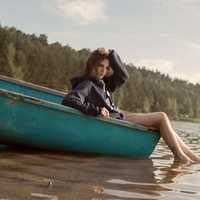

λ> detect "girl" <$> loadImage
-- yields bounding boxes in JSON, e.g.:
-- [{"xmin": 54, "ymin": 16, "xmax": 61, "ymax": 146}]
[{"xmin": 62, "ymin": 48, "xmax": 200, "ymax": 164}]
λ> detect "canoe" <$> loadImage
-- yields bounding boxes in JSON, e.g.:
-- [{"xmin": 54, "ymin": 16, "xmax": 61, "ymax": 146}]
[
  {"xmin": 0, "ymin": 75, "xmax": 64, "ymax": 103},
  {"xmin": 0, "ymin": 88, "xmax": 160, "ymax": 158},
  {"xmin": 0, "ymin": 75, "xmax": 160, "ymax": 158}
]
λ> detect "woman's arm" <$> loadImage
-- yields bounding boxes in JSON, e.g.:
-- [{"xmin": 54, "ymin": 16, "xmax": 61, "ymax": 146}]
[
  {"xmin": 61, "ymin": 81, "xmax": 100, "ymax": 116},
  {"xmin": 103, "ymin": 50, "xmax": 129, "ymax": 93}
]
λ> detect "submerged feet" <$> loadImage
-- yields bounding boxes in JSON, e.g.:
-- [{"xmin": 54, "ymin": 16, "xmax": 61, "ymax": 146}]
[
  {"xmin": 175, "ymin": 155, "xmax": 194, "ymax": 165},
  {"xmin": 169, "ymin": 142, "xmax": 200, "ymax": 165},
  {"xmin": 173, "ymin": 148, "xmax": 194, "ymax": 165},
  {"xmin": 174, "ymin": 150, "xmax": 200, "ymax": 164},
  {"xmin": 191, "ymin": 155, "xmax": 200, "ymax": 163},
  {"xmin": 186, "ymin": 150, "xmax": 200, "ymax": 162}
]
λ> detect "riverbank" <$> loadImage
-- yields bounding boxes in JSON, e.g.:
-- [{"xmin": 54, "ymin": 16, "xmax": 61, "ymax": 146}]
[{"xmin": 175, "ymin": 118, "xmax": 200, "ymax": 124}]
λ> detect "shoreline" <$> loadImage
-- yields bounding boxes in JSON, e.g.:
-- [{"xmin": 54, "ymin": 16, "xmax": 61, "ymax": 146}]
[{"xmin": 173, "ymin": 118, "xmax": 200, "ymax": 124}]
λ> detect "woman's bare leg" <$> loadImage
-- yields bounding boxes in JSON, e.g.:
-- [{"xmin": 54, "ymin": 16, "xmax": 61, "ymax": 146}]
[
  {"xmin": 125, "ymin": 112, "xmax": 195, "ymax": 164},
  {"xmin": 157, "ymin": 113, "xmax": 200, "ymax": 162},
  {"xmin": 175, "ymin": 134, "xmax": 200, "ymax": 162}
]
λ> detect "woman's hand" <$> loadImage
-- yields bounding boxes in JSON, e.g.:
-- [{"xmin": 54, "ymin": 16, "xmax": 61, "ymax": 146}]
[
  {"xmin": 97, "ymin": 48, "xmax": 109, "ymax": 55},
  {"xmin": 100, "ymin": 107, "xmax": 110, "ymax": 117}
]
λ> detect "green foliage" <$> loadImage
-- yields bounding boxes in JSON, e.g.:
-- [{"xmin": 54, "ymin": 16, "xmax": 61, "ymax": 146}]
[
  {"xmin": 0, "ymin": 25, "xmax": 200, "ymax": 119},
  {"xmin": 0, "ymin": 25, "xmax": 90, "ymax": 91}
]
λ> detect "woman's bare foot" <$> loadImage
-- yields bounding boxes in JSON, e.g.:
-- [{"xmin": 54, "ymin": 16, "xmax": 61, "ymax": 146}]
[
  {"xmin": 175, "ymin": 153, "xmax": 194, "ymax": 165},
  {"xmin": 183, "ymin": 151, "xmax": 200, "ymax": 163},
  {"xmin": 191, "ymin": 155, "xmax": 200, "ymax": 163},
  {"xmin": 175, "ymin": 158, "xmax": 193, "ymax": 165}
]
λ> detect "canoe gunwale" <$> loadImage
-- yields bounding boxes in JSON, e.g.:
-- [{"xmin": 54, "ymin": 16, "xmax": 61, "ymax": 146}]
[
  {"xmin": 0, "ymin": 88, "xmax": 160, "ymax": 136},
  {"xmin": 0, "ymin": 74, "xmax": 66, "ymax": 97}
]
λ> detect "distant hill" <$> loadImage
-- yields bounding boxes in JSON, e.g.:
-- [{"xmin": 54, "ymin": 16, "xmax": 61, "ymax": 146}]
[{"xmin": 0, "ymin": 25, "xmax": 200, "ymax": 119}]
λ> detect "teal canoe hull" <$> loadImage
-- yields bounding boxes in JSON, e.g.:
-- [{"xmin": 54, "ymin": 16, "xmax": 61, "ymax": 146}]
[{"xmin": 0, "ymin": 89, "xmax": 160, "ymax": 158}]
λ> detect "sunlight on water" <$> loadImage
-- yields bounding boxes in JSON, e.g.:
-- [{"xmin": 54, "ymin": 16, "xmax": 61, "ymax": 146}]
[
  {"xmin": 0, "ymin": 121, "xmax": 200, "ymax": 199},
  {"xmin": 97, "ymin": 121, "xmax": 200, "ymax": 200}
]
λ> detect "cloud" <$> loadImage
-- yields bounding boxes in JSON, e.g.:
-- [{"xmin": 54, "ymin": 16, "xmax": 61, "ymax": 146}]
[
  {"xmin": 155, "ymin": 0, "xmax": 199, "ymax": 5},
  {"xmin": 187, "ymin": 42, "xmax": 200, "ymax": 51},
  {"xmin": 172, "ymin": 73, "xmax": 200, "ymax": 84},
  {"xmin": 51, "ymin": 0, "xmax": 108, "ymax": 25},
  {"xmin": 155, "ymin": 0, "xmax": 200, "ymax": 10},
  {"xmin": 132, "ymin": 59, "xmax": 174, "ymax": 74},
  {"xmin": 132, "ymin": 58, "xmax": 200, "ymax": 84},
  {"xmin": 190, "ymin": 73, "xmax": 200, "ymax": 84}
]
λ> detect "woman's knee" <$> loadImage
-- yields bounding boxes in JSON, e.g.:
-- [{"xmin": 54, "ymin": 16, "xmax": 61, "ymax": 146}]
[{"xmin": 157, "ymin": 112, "xmax": 168, "ymax": 121}]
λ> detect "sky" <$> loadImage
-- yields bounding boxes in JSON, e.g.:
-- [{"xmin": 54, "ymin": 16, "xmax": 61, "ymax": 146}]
[{"xmin": 0, "ymin": 0, "xmax": 200, "ymax": 84}]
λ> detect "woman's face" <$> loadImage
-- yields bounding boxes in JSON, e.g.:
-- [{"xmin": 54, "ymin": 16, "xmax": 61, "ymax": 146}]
[{"xmin": 92, "ymin": 59, "xmax": 110, "ymax": 79}]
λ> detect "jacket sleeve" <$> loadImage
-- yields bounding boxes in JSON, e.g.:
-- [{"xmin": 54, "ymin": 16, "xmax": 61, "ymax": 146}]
[
  {"xmin": 61, "ymin": 81, "xmax": 100, "ymax": 116},
  {"xmin": 104, "ymin": 50, "xmax": 129, "ymax": 93}
]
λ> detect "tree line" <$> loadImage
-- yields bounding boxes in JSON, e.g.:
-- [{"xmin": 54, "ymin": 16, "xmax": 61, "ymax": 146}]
[{"xmin": 1, "ymin": 25, "xmax": 200, "ymax": 120}]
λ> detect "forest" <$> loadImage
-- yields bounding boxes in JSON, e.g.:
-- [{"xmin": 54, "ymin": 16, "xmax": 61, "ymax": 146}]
[{"xmin": 1, "ymin": 25, "xmax": 200, "ymax": 120}]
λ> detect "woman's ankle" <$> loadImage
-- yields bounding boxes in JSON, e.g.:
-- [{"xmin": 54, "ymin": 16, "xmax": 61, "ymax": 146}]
[{"xmin": 174, "ymin": 151, "xmax": 193, "ymax": 164}]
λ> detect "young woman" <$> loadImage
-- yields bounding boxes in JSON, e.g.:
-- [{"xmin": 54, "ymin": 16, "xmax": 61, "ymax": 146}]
[{"xmin": 62, "ymin": 48, "xmax": 200, "ymax": 164}]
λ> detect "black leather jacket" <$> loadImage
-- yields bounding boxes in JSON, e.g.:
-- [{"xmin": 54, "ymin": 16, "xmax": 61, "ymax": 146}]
[{"xmin": 61, "ymin": 50, "xmax": 129, "ymax": 119}]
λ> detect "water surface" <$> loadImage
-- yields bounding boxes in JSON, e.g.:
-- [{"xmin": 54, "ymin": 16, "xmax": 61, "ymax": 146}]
[{"xmin": 0, "ymin": 121, "xmax": 200, "ymax": 200}]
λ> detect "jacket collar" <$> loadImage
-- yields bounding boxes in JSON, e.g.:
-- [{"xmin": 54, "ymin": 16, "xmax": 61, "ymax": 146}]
[{"xmin": 71, "ymin": 75, "xmax": 105, "ymax": 90}]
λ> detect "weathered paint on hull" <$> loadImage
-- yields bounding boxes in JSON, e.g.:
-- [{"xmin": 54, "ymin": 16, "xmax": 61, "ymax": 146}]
[{"xmin": 0, "ymin": 89, "xmax": 160, "ymax": 158}]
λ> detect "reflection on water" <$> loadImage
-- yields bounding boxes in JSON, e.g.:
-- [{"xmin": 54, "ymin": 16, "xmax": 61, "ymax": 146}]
[{"xmin": 0, "ymin": 121, "xmax": 200, "ymax": 200}]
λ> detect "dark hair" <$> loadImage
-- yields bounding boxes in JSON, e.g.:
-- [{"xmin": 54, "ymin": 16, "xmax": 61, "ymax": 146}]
[{"xmin": 85, "ymin": 48, "xmax": 109, "ymax": 75}]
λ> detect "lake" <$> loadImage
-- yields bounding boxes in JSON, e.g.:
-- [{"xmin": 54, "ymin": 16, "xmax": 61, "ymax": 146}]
[{"xmin": 0, "ymin": 120, "xmax": 200, "ymax": 200}]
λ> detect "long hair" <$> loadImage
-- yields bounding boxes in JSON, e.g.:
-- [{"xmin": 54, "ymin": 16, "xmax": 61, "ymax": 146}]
[{"xmin": 85, "ymin": 48, "xmax": 109, "ymax": 75}]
